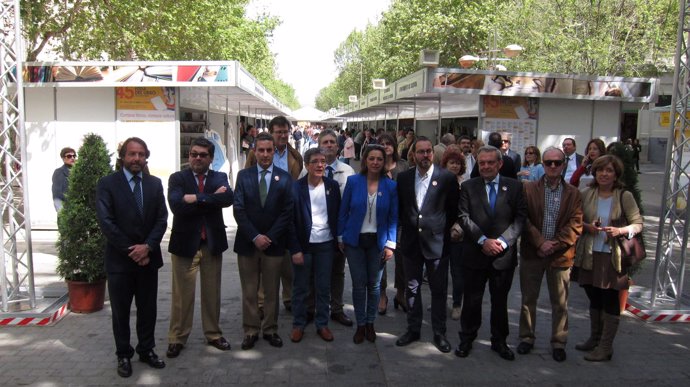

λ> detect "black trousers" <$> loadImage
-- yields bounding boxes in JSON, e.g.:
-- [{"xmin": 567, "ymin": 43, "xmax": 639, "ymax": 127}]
[
  {"xmin": 403, "ymin": 247, "xmax": 449, "ymax": 335},
  {"xmin": 107, "ymin": 269, "xmax": 159, "ymax": 358},
  {"xmin": 459, "ymin": 265, "xmax": 515, "ymax": 345}
]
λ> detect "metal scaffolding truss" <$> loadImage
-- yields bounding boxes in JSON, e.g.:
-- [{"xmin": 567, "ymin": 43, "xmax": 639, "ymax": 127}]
[
  {"xmin": 1, "ymin": 0, "xmax": 34, "ymax": 312},
  {"xmin": 652, "ymin": 0, "xmax": 690, "ymax": 310}
]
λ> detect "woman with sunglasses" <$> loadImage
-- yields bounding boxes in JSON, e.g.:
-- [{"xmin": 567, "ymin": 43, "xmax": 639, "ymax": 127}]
[
  {"xmin": 376, "ymin": 133, "xmax": 409, "ymax": 314},
  {"xmin": 570, "ymin": 139, "xmax": 606, "ymax": 189},
  {"xmin": 573, "ymin": 155, "xmax": 643, "ymax": 362},
  {"xmin": 517, "ymin": 146, "xmax": 545, "ymax": 182},
  {"xmin": 338, "ymin": 144, "xmax": 398, "ymax": 344}
]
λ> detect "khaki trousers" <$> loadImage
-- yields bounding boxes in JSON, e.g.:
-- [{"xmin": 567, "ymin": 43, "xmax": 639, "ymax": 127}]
[
  {"xmin": 518, "ymin": 256, "xmax": 571, "ymax": 349},
  {"xmin": 258, "ymin": 251, "xmax": 293, "ymax": 308},
  {"xmin": 238, "ymin": 250, "xmax": 283, "ymax": 336},
  {"xmin": 168, "ymin": 245, "xmax": 223, "ymax": 344}
]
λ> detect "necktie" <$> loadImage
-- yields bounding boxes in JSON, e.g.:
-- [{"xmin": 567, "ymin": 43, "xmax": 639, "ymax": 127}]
[
  {"xmin": 326, "ymin": 166, "xmax": 334, "ymax": 179},
  {"xmin": 132, "ymin": 175, "xmax": 143, "ymax": 216},
  {"xmin": 259, "ymin": 169, "xmax": 268, "ymax": 206},
  {"xmin": 197, "ymin": 174, "xmax": 206, "ymax": 240},
  {"xmin": 563, "ymin": 157, "xmax": 570, "ymax": 176},
  {"xmin": 488, "ymin": 182, "xmax": 497, "ymax": 214}
]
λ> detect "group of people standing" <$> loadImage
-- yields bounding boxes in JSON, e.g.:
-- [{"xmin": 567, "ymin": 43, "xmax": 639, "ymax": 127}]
[{"xmin": 90, "ymin": 117, "xmax": 643, "ymax": 378}]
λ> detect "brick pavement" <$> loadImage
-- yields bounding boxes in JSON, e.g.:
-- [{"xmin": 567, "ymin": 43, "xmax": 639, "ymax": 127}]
[{"xmin": 1, "ymin": 163, "xmax": 689, "ymax": 386}]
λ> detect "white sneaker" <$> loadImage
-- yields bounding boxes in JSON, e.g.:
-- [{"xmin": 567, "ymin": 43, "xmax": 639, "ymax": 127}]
[{"xmin": 451, "ymin": 306, "xmax": 462, "ymax": 320}]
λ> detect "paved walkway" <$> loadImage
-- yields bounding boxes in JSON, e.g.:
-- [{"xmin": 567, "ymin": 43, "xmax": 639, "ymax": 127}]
[{"xmin": 1, "ymin": 163, "xmax": 689, "ymax": 386}]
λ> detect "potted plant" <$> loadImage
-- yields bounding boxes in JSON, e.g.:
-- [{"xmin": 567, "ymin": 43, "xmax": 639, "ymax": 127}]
[
  {"xmin": 607, "ymin": 141, "xmax": 644, "ymax": 312},
  {"xmin": 56, "ymin": 133, "xmax": 113, "ymax": 313}
]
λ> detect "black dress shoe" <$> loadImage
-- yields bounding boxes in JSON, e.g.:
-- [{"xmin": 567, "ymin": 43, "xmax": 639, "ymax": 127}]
[
  {"xmin": 284, "ymin": 302, "xmax": 292, "ymax": 312},
  {"xmin": 117, "ymin": 357, "xmax": 132, "ymax": 378},
  {"xmin": 241, "ymin": 335, "xmax": 258, "ymax": 350},
  {"xmin": 139, "ymin": 350, "xmax": 166, "ymax": 369},
  {"xmin": 455, "ymin": 341, "xmax": 472, "ymax": 358},
  {"xmin": 331, "ymin": 312, "xmax": 353, "ymax": 327},
  {"xmin": 552, "ymin": 348, "xmax": 567, "ymax": 362},
  {"xmin": 433, "ymin": 334, "xmax": 451, "ymax": 353},
  {"xmin": 491, "ymin": 342, "xmax": 515, "ymax": 361},
  {"xmin": 395, "ymin": 331, "xmax": 421, "ymax": 347},
  {"xmin": 208, "ymin": 337, "xmax": 231, "ymax": 351},
  {"xmin": 166, "ymin": 343, "xmax": 183, "ymax": 358},
  {"xmin": 517, "ymin": 342, "xmax": 533, "ymax": 355},
  {"xmin": 263, "ymin": 333, "xmax": 283, "ymax": 348}
]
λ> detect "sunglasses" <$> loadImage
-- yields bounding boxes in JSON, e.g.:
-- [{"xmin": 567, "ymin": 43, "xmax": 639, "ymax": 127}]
[
  {"xmin": 189, "ymin": 152, "xmax": 210, "ymax": 159},
  {"xmin": 525, "ymin": 151, "xmax": 535, "ymax": 155},
  {"xmin": 543, "ymin": 159, "xmax": 564, "ymax": 167},
  {"xmin": 64, "ymin": 154, "xmax": 76, "ymax": 159}
]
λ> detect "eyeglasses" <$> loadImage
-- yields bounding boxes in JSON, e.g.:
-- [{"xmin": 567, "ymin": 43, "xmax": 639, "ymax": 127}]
[
  {"xmin": 308, "ymin": 159, "xmax": 326, "ymax": 165},
  {"xmin": 502, "ymin": 140, "xmax": 510, "ymax": 144},
  {"xmin": 415, "ymin": 149, "xmax": 433, "ymax": 155},
  {"xmin": 525, "ymin": 151, "xmax": 535, "ymax": 155},
  {"xmin": 64, "ymin": 154, "xmax": 76, "ymax": 159},
  {"xmin": 543, "ymin": 160, "xmax": 564, "ymax": 167},
  {"xmin": 189, "ymin": 152, "xmax": 210, "ymax": 159}
]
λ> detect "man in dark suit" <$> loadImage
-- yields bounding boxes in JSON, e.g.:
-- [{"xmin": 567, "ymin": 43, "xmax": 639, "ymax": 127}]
[
  {"xmin": 165, "ymin": 137, "xmax": 234, "ymax": 359},
  {"xmin": 234, "ymin": 132, "xmax": 294, "ymax": 350},
  {"xmin": 395, "ymin": 137, "xmax": 459, "ymax": 353},
  {"xmin": 470, "ymin": 132, "xmax": 517, "ymax": 179},
  {"xmin": 561, "ymin": 137, "xmax": 584, "ymax": 182},
  {"xmin": 500, "ymin": 132, "xmax": 522, "ymax": 176},
  {"xmin": 456, "ymin": 145, "xmax": 526, "ymax": 361},
  {"xmin": 96, "ymin": 137, "xmax": 168, "ymax": 378}
]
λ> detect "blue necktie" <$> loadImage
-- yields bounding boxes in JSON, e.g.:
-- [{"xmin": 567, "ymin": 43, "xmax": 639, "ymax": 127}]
[
  {"xmin": 326, "ymin": 166, "xmax": 334, "ymax": 179},
  {"xmin": 488, "ymin": 182, "xmax": 497, "ymax": 214},
  {"xmin": 133, "ymin": 175, "xmax": 143, "ymax": 215}
]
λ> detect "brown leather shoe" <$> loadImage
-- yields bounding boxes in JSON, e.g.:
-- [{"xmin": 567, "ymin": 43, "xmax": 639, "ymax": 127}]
[
  {"xmin": 331, "ymin": 312, "xmax": 353, "ymax": 327},
  {"xmin": 290, "ymin": 327, "xmax": 304, "ymax": 343},
  {"xmin": 365, "ymin": 323, "xmax": 376, "ymax": 342},
  {"xmin": 353, "ymin": 326, "xmax": 366, "ymax": 344},
  {"xmin": 317, "ymin": 327, "xmax": 334, "ymax": 342},
  {"xmin": 207, "ymin": 337, "xmax": 231, "ymax": 351},
  {"xmin": 166, "ymin": 343, "xmax": 184, "ymax": 358}
]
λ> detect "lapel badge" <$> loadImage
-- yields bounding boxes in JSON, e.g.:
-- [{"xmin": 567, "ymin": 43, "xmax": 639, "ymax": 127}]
[
  {"xmin": 502, "ymin": 186, "xmax": 507, "ymax": 191},
  {"xmin": 326, "ymin": 189, "xmax": 330, "ymax": 195},
  {"xmin": 432, "ymin": 180, "xmax": 438, "ymax": 186},
  {"xmin": 378, "ymin": 192, "xmax": 383, "ymax": 197},
  {"xmin": 274, "ymin": 175, "xmax": 280, "ymax": 182}
]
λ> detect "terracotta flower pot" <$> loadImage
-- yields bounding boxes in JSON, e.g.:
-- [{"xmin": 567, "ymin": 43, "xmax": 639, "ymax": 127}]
[{"xmin": 67, "ymin": 278, "xmax": 106, "ymax": 313}]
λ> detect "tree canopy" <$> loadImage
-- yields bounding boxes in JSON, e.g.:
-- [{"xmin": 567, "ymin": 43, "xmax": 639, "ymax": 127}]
[
  {"xmin": 21, "ymin": 0, "xmax": 300, "ymax": 109},
  {"xmin": 316, "ymin": 0, "xmax": 677, "ymax": 111}
]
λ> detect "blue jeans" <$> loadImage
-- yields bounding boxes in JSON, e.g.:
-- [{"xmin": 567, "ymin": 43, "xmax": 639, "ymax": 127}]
[
  {"xmin": 292, "ymin": 241, "xmax": 334, "ymax": 329},
  {"xmin": 345, "ymin": 234, "xmax": 384, "ymax": 326}
]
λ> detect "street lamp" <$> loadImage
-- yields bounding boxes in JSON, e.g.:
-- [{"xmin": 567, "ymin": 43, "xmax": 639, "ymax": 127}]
[{"xmin": 458, "ymin": 32, "xmax": 523, "ymax": 70}]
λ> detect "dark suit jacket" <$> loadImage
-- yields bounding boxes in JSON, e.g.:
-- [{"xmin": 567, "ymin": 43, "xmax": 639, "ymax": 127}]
[
  {"xmin": 167, "ymin": 169, "xmax": 233, "ymax": 257},
  {"xmin": 505, "ymin": 149, "xmax": 522, "ymax": 175},
  {"xmin": 397, "ymin": 166, "xmax": 459, "ymax": 260},
  {"xmin": 288, "ymin": 176, "xmax": 341, "ymax": 255},
  {"xmin": 96, "ymin": 170, "xmax": 168, "ymax": 273},
  {"xmin": 233, "ymin": 165, "xmax": 294, "ymax": 257},
  {"xmin": 470, "ymin": 155, "xmax": 517, "ymax": 179},
  {"xmin": 458, "ymin": 175, "xmax": 526, "ymax": 270}
]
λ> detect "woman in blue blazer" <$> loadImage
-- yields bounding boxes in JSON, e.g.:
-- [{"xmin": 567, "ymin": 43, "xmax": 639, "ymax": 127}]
[{"xmin": 337, "ymin": 144, "xmax": 398, "ymax": 344}]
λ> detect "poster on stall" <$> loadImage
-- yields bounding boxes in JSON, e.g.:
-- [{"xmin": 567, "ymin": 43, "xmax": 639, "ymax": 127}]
[
  {"xmin": 481, "ymin": 96, "xmax": 538, "ymax": 155},
  {"xmin": 116, "ymin": 87, "xmax": 176, "ymax": 121}
]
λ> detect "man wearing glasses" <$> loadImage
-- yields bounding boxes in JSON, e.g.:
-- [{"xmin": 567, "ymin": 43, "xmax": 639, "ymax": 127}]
[
  {"xmin": 517, "ymin": 147, "xmax": 582, "ymax": 362},
  {"xmin": 500, "ymin": 133, "xmax": 521, "ymax": 176},
  {"xmin": 52, "ymin": 147, "xmax": 76, "ymax": 211},
  {"xmin": 166, "ymin": 137, "xmax": 234, "ymax": 358}
]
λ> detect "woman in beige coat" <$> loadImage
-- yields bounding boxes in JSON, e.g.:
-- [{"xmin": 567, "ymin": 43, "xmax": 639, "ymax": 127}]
[{"xmin": 573, "ymin": 155, "xmax": 643, "ymax": 362}]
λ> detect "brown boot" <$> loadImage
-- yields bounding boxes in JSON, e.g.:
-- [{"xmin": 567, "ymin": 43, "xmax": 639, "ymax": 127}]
[
  {"xmin": 575, "ymin": 308, "xmax": 603, "ymax": 351},
  {"xmin": 584, "ymin": 313, "xmax": 620, "ymax": 362},
  {"xmin": 365, "ymin": 323, "xmax": 376, "ymax": 342},
  {"xmin": 353, "ymin": 326, "xmax": 366, "ymax": 344}
]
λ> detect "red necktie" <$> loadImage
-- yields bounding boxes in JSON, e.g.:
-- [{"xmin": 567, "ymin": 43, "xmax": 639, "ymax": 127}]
[{"xmin": 197, "ymin": 174, "xmax": 206, "ymax": 240}]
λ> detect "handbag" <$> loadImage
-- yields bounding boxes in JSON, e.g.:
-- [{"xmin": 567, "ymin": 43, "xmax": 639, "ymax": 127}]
[{"xmin": 617, "ymin": 191, "xmax": 646, "ymax": 267}]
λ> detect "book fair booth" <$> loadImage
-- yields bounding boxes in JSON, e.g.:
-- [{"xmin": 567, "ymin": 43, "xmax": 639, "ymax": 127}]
[
  {"xmin": 22, "ymin": 61, "xmax": 291, "ymax": 229},
  {"xmin": 336, "ymin": 68, "xmax": 657, "ymax": 160}
]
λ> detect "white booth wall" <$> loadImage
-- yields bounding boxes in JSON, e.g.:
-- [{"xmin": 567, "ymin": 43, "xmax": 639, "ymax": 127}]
[{"xmin": 25, "ymin": 87, "xmax": 177, "ymax": 229}]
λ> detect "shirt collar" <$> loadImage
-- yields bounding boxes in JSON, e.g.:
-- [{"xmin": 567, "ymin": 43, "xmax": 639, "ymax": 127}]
[
  {"xmin": 122, "ymin": 168, "xmax": 142, "ymax": 181},
  {"xmin": 485, "ymin": 175, "xmax": 500, "ymax": 186},
  {"xmin": 257, "ymin": 164, "xmax": 273, "ymax": 174},
  {"xmin": 416, "ymin": 164, "xmax": 434, "ymax": 179}
]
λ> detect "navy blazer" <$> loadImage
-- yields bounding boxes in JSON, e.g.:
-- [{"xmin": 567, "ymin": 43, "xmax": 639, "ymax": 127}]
[
  {"xmin": 337, "ymin": 174, "xmax": 397, "ymax": 252},
  {"xmin": 397, "ymin": 166, "xmax": 459, "ymax": 260},
  {"xmin": 168, "ymin": 168, "xmax": 233, "ymax": 257},
  {"xmin": 288, "ymin": 176, "xmax": 341, "ymax": 255},
  {"xmin": 233, "ymin": 165, "xmax": 294, "ymax": 257},
  {"xmin": 96, "ymin": 170, "xmax": 168, "ymax": 273},
  {"xmin": 458, "ymin": 175, "xmax": 526, "ymax": 270}
]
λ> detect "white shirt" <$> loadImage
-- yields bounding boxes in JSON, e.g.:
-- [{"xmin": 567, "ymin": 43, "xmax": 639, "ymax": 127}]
[
  {"xmin": 360, "ymin": 192, "xmax": 378, "ymax": 233},
  {"xmin": 415, "ymin": 164, "xmax": 434, "ymax": 209},
  {"xmin": 308, "ymin": 182, "xmax": 333, "ymax": 243},
  {"xmin": 463, "ymin": 153, "xmax": 474, "ymax": 182},
  {"xmin": 564, "ymin": 153, "xmax": 578, "ymax": 181}
]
